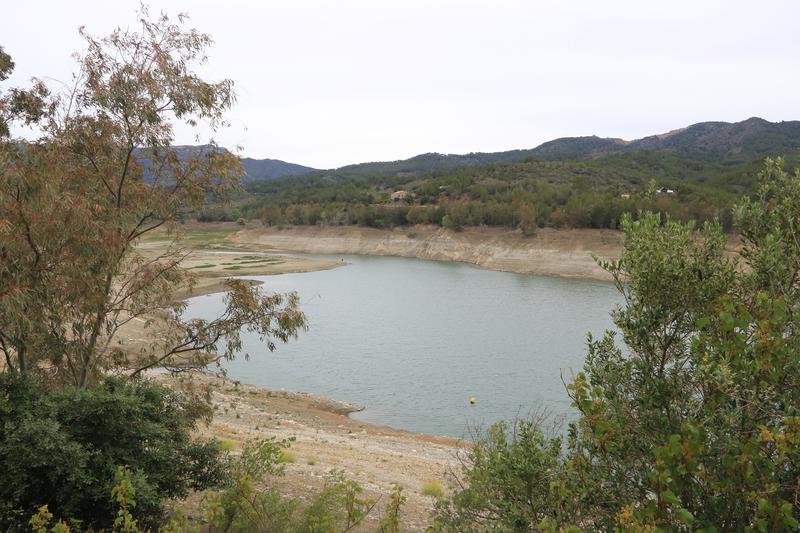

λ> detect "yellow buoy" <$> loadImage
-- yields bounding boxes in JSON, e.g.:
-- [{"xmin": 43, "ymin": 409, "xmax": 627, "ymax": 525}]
[{"xmin": 469, "ymin": 397, "xmax": 476, "ymax": 405}]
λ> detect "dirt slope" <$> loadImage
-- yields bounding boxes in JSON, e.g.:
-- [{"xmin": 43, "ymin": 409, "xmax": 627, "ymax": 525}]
[{"xmin": 232, "ymin": 225, "xmax": 624, "ymax": 280}]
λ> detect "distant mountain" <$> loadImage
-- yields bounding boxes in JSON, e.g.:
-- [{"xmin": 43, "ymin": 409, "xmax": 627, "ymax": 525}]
[
  {"xmin": 527, "ymin": 136, "xmax": 630, "ymax": 160},
  {"xmin": 136, "ymin": 145, "xmax": 317, "ymax": 183},
  {"xmin": 324, "ymin": 150, "xmax": 535, "ymax": 178},
  {"xmin": 142, "ymin": 118, "xmax": 800, "ymax": 185},
  {"xmin": 240, "ymin": 157, "xmax": 316, "ymax": 182},
  {"xmin": 299, "ymin": 118, "xmax": 800, "ymax": 181},
  {"xmin": 536, "ymin": 117, "xmax": 800, "ymax": 162}
]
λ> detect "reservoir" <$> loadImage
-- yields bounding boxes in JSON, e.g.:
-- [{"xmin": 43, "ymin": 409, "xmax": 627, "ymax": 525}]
[{"xmin": 184, "ymin": 255, "xmax": 622, "ymax": 438}]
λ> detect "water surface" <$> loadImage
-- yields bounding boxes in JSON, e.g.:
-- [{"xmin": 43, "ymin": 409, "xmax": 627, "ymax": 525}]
[{"xmin": 185, "ymin": 255, "xmax": 621, "ymax": 438}]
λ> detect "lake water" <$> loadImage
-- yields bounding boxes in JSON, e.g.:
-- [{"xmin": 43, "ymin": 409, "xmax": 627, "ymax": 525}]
[{"xmin": 184, "ymin": 255, "xmax": 622, "ymax": 438}]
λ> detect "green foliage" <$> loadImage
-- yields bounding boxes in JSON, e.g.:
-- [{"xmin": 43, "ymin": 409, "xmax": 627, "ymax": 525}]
[
  {"xmin": 0, "ymin": 376, "xmax": 228, "ymax": 531},
  {"xmin": 229, "ymin": 437, "xmax": 289, "ymax": 481},
  {"xmin": 28, "ymin": 506, "xmax": 71, "ymax": 533},
  {"xmin": 379, "ymin": 484, "xmax": 405, "ymax": 533},
  {"xmin": 434, "ymin": 159, "xmax": 800, "ymax": 531},
  {"xmin": 239, "ymin": 148, "xmax": 790, "ymax": 232},
  {"xmin": 421, "ymin": 480, "xmax": 444, "ymax": 498},
  {"xmin": 199, "ymin": 439, "xmax": 389, "ymax": 533},
  {"xmin": 206, "ymin": 465, "xmax": 380, "ymax": 532},
  {"xmin": 111, "ymin": 467, "xmax": 141, "ymax": 533},
  {"xmin": 433, "ymin": 420, "xmax": 572, "ymax": 531},
  {"xmin": 29, "ymin": 452, "xmax": 400, "ymax": 533}
]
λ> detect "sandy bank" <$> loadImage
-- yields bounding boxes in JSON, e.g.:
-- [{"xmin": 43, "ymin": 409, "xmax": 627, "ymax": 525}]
[
  {"xmin": 158, "ymin": 371, "xmax": 465, "ymax": 531},
  {"xmin": 231, "ymin": 225, "xmax": 624, "ymax": 281}
]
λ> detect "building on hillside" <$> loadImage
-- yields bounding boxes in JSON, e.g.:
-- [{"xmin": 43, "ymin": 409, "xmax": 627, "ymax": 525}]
[{"xmin": 391, "ymin": 190, "xmax": 410, "ymax": 202}]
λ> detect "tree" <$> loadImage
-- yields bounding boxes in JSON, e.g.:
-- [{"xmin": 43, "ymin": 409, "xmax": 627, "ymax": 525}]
[
  {"xmin": 0, "ymin": 8, "xmax": 305, "ymax": 386},
  {"xmin": 0, "ymin": 46, "xmax": 51, "ymax": 138},
  {"xmin": 435, "ymin": 159, "xmax": 800, "ymax": 531}
]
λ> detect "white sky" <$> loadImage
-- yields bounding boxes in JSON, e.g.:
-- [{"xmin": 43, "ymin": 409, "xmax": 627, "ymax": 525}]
[{"xmin": 3, "ymin": 1, "xmax": 799, "ymax": 169}]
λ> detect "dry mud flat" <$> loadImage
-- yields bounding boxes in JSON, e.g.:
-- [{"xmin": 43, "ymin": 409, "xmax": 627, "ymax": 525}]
[
  {"xmin": 232, "ymin": 225, "xmax": 625, "ymax": 280},
  {"xmin": 135, "ymin": 235, "xmax": 343, "ymax": 300},
  {"xmin": 157, "ymin": 371, "xmax": 465, "ymax": 531}
]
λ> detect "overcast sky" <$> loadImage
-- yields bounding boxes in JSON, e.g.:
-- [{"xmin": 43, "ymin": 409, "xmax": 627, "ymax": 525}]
[{"xmin": 3, "ymin": 1, "xmax": 799, "ymax": 168}]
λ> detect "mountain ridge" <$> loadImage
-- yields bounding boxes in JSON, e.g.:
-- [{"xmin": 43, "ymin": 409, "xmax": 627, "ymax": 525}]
[
  {"xmin": 151, "ymin": 118, "xmax": 800, "ymax": 183},
  {"xmin": 299, "ymin": 117, "xmax": 800, "ymax": 180}
]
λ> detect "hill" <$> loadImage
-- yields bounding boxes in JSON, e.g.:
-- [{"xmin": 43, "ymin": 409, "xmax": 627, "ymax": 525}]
[
  {"xmin": 299, "ymin": 118, "xmax": 800, "ymax": 181},
  {"xmin": 137, "ymin": 145, "xmax": 316, "ymax": 183},
  {"xmin": 537, "ymin": 117, "xmax": 800, "ymax": 162},
  {"xmin": 240, "ymin": 156, "xmax": 316, "ymax": 181},
  {"xmin": 241, "ymin": 118, "xmax": 800, "ymax": 234}
]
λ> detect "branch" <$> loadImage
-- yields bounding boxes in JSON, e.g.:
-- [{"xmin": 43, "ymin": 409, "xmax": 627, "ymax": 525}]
[{"xmin": 128, "ymin": 322, "xmax": 227, "ymax": 379}]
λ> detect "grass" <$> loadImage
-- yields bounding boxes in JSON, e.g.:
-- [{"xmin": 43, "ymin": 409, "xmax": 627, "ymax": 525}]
[
  {"xmin": 191, "ymin": 264, "xmax": 216, "ymax": 269},
  {"xmin": 219, "ymin": 439, "xmax": 237, "ymax": 452},
  {"xmin": 306, "ymin": 456, "xmax": 318, "ymax": 466},
  {"xmin": 221, "ymin": 259, "xmax": 278, "ymax": 267},
  {"xmin": 279, "ymin": 450, "xmax": 297, "ymax": 464},
  {"xmin": 237, "ymin": 258, "xmax": 278, "ymax": 263},
  {"xmin": 421, "ymin": 480, "xmax": 444, "ymax": 498}
]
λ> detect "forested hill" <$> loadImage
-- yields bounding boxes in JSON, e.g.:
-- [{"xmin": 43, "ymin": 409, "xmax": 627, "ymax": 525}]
[
  {"xmin": 288, "ymin": 117, "xmax": 800, "ymax": 181},
  {"xmin": 237, "ymin": 118, "xmax": 800, "ymax": 233},
  {"xmin": 535, "ymin": 117, "xmax": 800, "ymax": 162}
]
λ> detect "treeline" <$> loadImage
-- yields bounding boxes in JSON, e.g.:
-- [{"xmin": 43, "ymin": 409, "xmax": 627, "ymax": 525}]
[
  {"xmin": 240, "ymin": 150, "xmax": 785, "ymax": 233},
  {"xmin": 243, "ymin": 151, "xmax": 754, "ymax": 232},
  {"xmin": 250, "ymin": 192, "xmax": 734, "ymax": 233}
]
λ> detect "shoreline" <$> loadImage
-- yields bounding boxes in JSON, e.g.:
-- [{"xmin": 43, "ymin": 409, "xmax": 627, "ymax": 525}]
[
  {"xmin": 132, "ymin": 224, "xmax": 628, "ymax": 527},
  {"xmin": 230, "ymin": 224, "xmax": 624, "ymax": 281},
  {"xmin": 136, "ymin": 231, "xmax": 467, "ymax": 439}
]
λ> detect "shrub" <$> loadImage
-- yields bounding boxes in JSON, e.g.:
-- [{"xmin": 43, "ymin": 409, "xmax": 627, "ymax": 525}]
[
  {"xmin": 379, "ymin": 484, "xmax": 405, "ymax": 533},
  {"xmin": 219, "ymin": 439, "xmax": 237, "ymax": 452},
  {"xmin": 278, "ymin": 450, "xmax": 297, "ymax": 464},
  {"xmin": 421, "ymin": 480, "xmax": 444, "ymax": 498},
  {"xmin": 206, "ymin": 442, "xmax": 384, "ymax": 533},
  {"xmin": 433, "ymin": 419, "xmax": 565, "ymax": 530},
  {"xmin": 0, "ymin": 376, "xmax": 229, "ymax": 531}
]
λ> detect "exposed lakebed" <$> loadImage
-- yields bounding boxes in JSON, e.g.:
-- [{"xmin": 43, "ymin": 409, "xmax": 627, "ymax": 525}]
[{"xmin": 185, "ymin": 254, "xmax": 622, "ymax": 438}]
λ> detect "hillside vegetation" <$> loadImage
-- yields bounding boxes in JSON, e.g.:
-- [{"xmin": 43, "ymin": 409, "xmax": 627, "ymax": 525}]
[{"xmin": 242, "ymin": 122, "xmax": 800, "ymax": 232}]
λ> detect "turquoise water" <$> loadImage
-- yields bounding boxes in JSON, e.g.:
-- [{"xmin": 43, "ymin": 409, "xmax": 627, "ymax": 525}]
[{"xmin": 184, "ymin": 255, "xmax": 621, "ymax": 438}]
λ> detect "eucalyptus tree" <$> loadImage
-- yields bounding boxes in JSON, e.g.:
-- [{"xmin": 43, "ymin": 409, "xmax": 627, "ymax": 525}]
[{"xmin": 0, "ymin": 8, "xmax": 305, "ymax": 386}]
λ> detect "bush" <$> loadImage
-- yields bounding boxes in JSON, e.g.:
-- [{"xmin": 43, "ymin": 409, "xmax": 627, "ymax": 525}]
[
  {"xmin": 433, "ymin": 420, "xmax": 565, "ymax": 530},
  {"xmin": 0, "ymin": 376, "xmax": 229, "ymax": 531},
  {"xmin": 433, "ymin": 160, "xmax": 800, "ymax": 531},
  {"xmin": 421, "ymin": 480, "xmax": 444, "ymax": 498},
  {"xmin": 206, "ymin": 438, "xmax": 384, "ymax": 533},
  {"xmin": 278, "ymin": 450, "xmax": 297, "ymax": 463}
]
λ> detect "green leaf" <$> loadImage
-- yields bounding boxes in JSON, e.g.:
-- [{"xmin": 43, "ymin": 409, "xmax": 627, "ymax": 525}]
[{"xmin": 676, "ymin": 507, "xmax": 694, "ymax": 526}]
